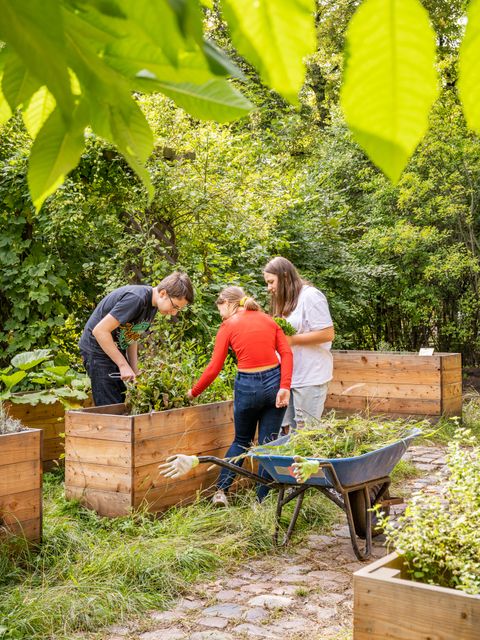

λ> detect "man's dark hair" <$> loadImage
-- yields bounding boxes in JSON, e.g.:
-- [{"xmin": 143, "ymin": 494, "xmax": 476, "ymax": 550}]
[{"xmin": 157, "ymin": 272, "xmax": 194, "ymax": 303}]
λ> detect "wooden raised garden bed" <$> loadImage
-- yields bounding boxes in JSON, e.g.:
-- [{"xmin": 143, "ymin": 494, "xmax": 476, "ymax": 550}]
[
  {"xmin": 65, "ymin": 401, "xmax": 235, "ymax": 517},
  {"xmin": 325, "ymin": 350, "xmax": 462, "ymax": 417},
  {"xmin": 6, "ymin": 398, "xmax": 92, "ymax": 471},
  {"xmin": 0, "ymin": 428, "xmax": 42, "ymax": 542},
  {"xmin": 353, "ymin": 551, "xmax": 480, "ymax": 639}
]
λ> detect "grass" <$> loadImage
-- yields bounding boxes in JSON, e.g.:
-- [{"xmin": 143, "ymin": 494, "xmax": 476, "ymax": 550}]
[{"xmin": 0, "ymin": 470, "xmax": 336, "ymax": 640}]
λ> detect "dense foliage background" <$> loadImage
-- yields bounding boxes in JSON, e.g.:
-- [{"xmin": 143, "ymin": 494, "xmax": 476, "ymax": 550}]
[{"xmin": 1, "ymin": 0, "xmax": 478, "ymax": 366}]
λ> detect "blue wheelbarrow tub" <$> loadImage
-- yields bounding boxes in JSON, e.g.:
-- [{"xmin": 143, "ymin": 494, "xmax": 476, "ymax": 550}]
[{"xmin": 250, "ymin": 428, "xmax": 421, "ymax": 488}]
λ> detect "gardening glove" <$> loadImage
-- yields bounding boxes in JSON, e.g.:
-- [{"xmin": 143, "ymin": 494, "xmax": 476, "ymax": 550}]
[
  {"xmin": 159, "ymin": 454, "xmax": 199, "ymax": 479},
  {"xmin": 292, "ymin": 456, "xmax": 320, "ymax": 483}
]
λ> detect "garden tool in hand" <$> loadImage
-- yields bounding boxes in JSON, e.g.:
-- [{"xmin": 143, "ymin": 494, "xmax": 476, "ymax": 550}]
[
  {"xmin": 292, "ymin": 455, "xmax": 320, "ymax": 483},
  {"xmin": 159, "ymin": 454, "xmax": 199, "ymax": 479}
]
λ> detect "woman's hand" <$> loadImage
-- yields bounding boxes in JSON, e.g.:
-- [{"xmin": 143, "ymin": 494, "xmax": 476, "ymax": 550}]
[
  {"xmin": 187, "ymin": 389, "xmax": 194, "ymax": 400},
  {"xmin": 276, "ymin": 388, "xmax": 290, "ymax": 408}
]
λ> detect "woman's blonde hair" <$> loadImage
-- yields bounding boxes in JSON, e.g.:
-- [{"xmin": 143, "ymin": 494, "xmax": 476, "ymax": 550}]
[{"xmin": 216, "ymin": 286, "xmax": 260, "ymax": 312}]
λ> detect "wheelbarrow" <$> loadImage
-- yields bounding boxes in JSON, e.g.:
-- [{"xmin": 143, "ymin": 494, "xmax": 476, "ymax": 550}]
[{"xmin": 191, "ymin": 428, "xmax": 421, "ymax": 561}]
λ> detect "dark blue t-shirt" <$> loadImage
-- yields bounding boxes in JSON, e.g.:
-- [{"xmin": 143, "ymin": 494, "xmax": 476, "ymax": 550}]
[{"xmin": 79, "ymin": 285, "xmax": 157, "ymax": 357}]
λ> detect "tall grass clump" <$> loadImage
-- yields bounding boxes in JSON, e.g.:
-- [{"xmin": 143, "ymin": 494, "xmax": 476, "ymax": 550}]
[{"xmin": 0, "ymin": 470, "xmax": 334, "ymax": 640}]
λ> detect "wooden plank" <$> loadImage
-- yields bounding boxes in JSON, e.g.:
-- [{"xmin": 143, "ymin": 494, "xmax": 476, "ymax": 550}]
[
  {"xmin": 0, "ymin": 460, "xmax": 41, "ymax": 498},
  {"xmin": 65, "ymin": 486, "xmax": 131, "ymax": 517},
  {"xmin": 441, "ymin": 396, "xmax": 463, "ymax": 417},
  {"xmin": 328, "ymin": 381, "xmax": 441, "ymax": 400},
  {"xmin": 134, "ymin": 469, "xmax": 219, "ymax": 511},
  {"xmin": 6, "ymin": 400, "xmax": 64, "ymax": 423},
  {"xmin": 65, "ymin": 460, "xmax": 131, "ymax": 493},
  {"xmin": 76, "ymin": 403, "xmax": 126, "ymax": 415},
  {"xmin": 353, "ymin": 552, "xmax": 480, "ymax": 640},
  {"xmin": 0, "ymin": 489, "xmax": 41, "ymax": 525},
  {"xmin": 133, "ymin": 423, "xmax": 235, "ymax": 468},
  {"xmin": 441, "ymin": 353, "xmax": 462, "ymax": 371},
  {"xmin": 441, "ymin": 369, "xmax": 462, "ymax": 384},
  {"xmin": 324, "ymin": 394, "xmax": 441, "ymax": 415},
  {"xmin": 1, "ymin": 517, "xmax": 41, "ymax": 542},
  {"xmin": 332, "ymin": 351, "xmax": 442, "ymax": 371},
  {"xmin": 0, "ymin": 431, "xmax": 41, "ymax": 466},
  {"xmin": 134, "ymin": 401, "xmax": 234, "ymax": 441},
  {"xmin": 441, "ymin": 382, "xmax": 462, "ymax": 400},
  {"xmin": 65, "ymin": 412, "xmax": 133, "ymax": 442},
  {"xmin": 330, "ymin": 367, "xmax": 441, "ymax": 384},
  {"xmin": 134, "ymin": 444, "xmax": 233, "ymax": 494},
  {"xmin": 42, "ymin": 436, "xmax": 64, "ymax": 462},
  {"xmin": 65, "ymin": 436, "xmax": 131, "ymax": 468}
]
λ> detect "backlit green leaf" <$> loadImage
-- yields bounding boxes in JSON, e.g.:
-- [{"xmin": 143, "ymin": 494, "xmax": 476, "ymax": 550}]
[
  {"xmin": 11, "ymin": 349, "xmax": 52, "ymax": 370},
  {"xmin": 1, "ymin": 49, "xmax": 41, "ymax": 111},
  {"xmin": 340, "ymin": 0, "xmax": 439, "ymax": 183},
  {"xmin": 28, "ymin": 105, "xmax": 86, "ymax": 210},
  {"xmin": 458, "ymin": 0, "xmax": 480, "ymax": 133},
  {"xmin": 143, "ymin": 78, "xmax": 253, "ymax": 122},
  {"xmin": 0, "ymin": 370, "xmax": 26, "ymax": 390},
  {"xmin": 22, "ymin": 85, "xmax": 56, "ymax": 139},
  {"xmin": 221, "ymin": 0, "xmax": 316, "ymax": 104}
]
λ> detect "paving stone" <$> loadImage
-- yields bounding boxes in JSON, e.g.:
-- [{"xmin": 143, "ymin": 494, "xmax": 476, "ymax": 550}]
[
  {"xmin": 247, "ymin": 594, "xmax": 293, "ymax": 608},
  {"xmin": 190, "ymin": 632, "xmax": 234, "ymax": 640},
  {"xmin": 272, "ymin": 572, "xmax": 311, "ymax": 584},
  {"xmin": 215, "ymin": 589, "xmax": 244, "ymax": 602},
  {"xmin": 269, "ymin": 617, "xmax": 314, "ymax": 632},
  {"xmin": 197, "ymin": 617, "xmax": 229, "ymax": 629},
  {"xmin": 202, "ymin": 604, "xmax": 245, "ymax": 619},
  {"xmin": 240, "ymin": 582, "xmax": 275, "ymax": 594},
  {"xmin": 271, "ymin": 584, "xmax": 302, "ymax": 596},
  {"xmin": 106, "ymin": 625, "xmax": 131, "ymax": 636},
  {"xmin": 224, "ymin": 578, "xmax": 249, "ymax": 588},
  {"xmin": 242, "ymin": 607, "xmax": 269, "ymax": 623},
  {"xmin": 139, "ymin": 631, "xmax": 187, "ymax": 640},
  {"xmin": 280, "ymin": 563, "xmax": 312, "ymax": 573},
  {"xmin": 175, "ymin": 598, "xmax": 204, "ymax": 611},
  {"xmin": 306, "ymin": 570, "xmax": 350, "ymax": 585},
  {"xmin": 230, "ymin": 623, "xmax": 280, "ymax": 638},
  {"xmin": 149, "ymin": 611, "xmax": 181, "ymax": 623}
]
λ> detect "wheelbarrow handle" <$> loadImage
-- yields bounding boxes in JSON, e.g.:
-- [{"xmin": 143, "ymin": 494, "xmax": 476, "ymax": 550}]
[{"xmin": 197, "ymin": 455, "xmax": 279, "ymax": 487}]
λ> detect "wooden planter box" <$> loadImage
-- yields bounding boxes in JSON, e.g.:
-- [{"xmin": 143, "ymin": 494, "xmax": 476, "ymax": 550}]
[
  {"xmin": 65, "ymin": 401, "xmax": 235, "ymax": 517},
  {"xmin": 7, "ymin": 398, "xmax": 91, "ymax": 471},
  {"xmin": 325, "ymin": 350, "xmax": 462, "ymax": 417},
  {"xmin": 0, "ymin": 428, "xmax": 42, "ymax": 542},
  {"xmin": 354, "ymin": 551, "xmax": 480, "ymax": 639}
]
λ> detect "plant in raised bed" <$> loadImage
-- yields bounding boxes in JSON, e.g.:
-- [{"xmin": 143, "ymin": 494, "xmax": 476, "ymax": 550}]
[
  {"xmin": 377, "ymin": 428, "xmax": 480, "ymax": 594},
  {"xmin": 0, "ymin": 349, "xmax": 90, "ymax": 408}
]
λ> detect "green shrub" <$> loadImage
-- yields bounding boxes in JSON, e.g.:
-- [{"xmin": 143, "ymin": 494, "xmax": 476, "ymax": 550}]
[{"xmin": 379, "ymin": 429, "xmax": 480, "ymax": 595}]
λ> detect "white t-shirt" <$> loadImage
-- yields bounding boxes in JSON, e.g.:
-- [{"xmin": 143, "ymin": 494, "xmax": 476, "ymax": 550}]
[{"xmin": 285, "ymin": 285, "xmax": 333, "ymax": 387}]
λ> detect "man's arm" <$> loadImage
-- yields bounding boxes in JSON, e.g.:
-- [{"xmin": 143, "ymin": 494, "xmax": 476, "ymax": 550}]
[
  {"xmin": 92, "ymin": 313, "xmax": 136, "ymax": 380},
  {"xmin": 126, "ymin": 342, "xmax": 139, "ymax": 375}
]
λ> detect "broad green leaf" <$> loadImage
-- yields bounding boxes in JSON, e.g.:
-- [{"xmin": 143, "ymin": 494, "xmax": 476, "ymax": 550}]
[
  {"xmin": 11, "ymin": 349, "xmax": 52, "ymax": 370},
  {"xmin": 108, "ymin": 100, "xmax": 154, "ymax": 198},
  {"xmin": 28, "ymin": 105, "xmax": 87, "ymax": 210},
  {"xmin": 140, "ymin": 78, "xmax": 253, "ymax": 122},
  {"xmin": 1, "ymin": 49, "xmax": 41, "ymax": 110},
  {"xmin": 203, "ymin": 40, "xmax": 246, "ymax": 80},
  {"xmin": 221, "ymin": 0, "xmax": 316, "ymax": 104},
  {"xmin": 0, "ymin": 370, "xmax": 26, "ymax": 390},
  {"xmin": 0, "ymin": 83, "xmax": 12, "ymax": 128},
  {"xmin": 458, "ymin": 0, "xmax": 480, "ymax": 133},
  {"xmin": 340, "ymin": 0, "xmax": 439, "ymax": 184},
  {"xmin": 0, "ymin": 0, "xmax": 73, "ymax": 118},
  {"xmin": 22, "ymin": 85, "xmax": 56, "ymax": 139}
]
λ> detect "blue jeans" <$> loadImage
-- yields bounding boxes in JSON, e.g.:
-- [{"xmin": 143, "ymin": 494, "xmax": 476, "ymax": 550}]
[
  {"xmin": 217, "ymin": 366, "xmax": 286, "ymax": 501},
  {"xmin": 81, "ymin": 351, "xmax": 126, "ymax": 407}
]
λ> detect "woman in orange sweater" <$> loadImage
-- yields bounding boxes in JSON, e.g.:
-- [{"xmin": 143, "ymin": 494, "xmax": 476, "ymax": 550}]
[{"xmin": 188, "ymin": 286, "xmax": 293, "ymax": 506}]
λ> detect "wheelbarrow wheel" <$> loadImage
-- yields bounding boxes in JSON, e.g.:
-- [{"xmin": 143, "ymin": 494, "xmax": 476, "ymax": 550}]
[{"xmin": 349, "ymin": 485, "xmax": 390, "ymax": 540}]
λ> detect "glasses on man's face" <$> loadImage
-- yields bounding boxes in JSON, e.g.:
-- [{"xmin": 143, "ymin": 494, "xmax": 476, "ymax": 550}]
[{"xmin": 168, "ymin": 295, "xmax": 182, "ymax": 311}]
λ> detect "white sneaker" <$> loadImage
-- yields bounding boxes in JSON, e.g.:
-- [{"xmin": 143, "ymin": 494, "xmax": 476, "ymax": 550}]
[{"xmin": 212, "ymin": 490, "xmax": 228, "ymax": 508}]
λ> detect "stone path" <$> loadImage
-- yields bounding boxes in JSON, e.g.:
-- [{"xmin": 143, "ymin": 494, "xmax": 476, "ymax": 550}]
[{"xmin": 100, "ymin": 445, "xmax": 448, "ymax": 640}]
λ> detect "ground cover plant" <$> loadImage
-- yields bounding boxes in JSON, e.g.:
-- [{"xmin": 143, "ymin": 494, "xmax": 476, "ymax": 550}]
[
  {"xmin": 0, "ymin": 471, "xmax": 336, "ymax": 640},
  {"xmin": 378, "ymin": 428, "xmax": 480, "ymax": 595},
  {"xmin": 0, "ymin": 349, "xmax": 90, "ymax": 408}
]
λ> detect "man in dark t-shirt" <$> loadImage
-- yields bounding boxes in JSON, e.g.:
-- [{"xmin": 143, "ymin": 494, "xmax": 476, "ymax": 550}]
[{"xmin": 79, "ymin": 272, "xmax": 194, "ymax": 406}]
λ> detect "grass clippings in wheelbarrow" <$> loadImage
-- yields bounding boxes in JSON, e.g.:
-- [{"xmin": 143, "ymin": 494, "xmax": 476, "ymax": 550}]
[{"xmin": 253, "ymin": 413, "xmax": 430, "ymax": 459}]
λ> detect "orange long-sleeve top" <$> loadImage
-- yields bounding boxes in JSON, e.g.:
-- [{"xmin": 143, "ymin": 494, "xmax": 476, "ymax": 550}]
[{"xmin": 191, "ymin": 309, "xmax": 293, "ymax": 397}]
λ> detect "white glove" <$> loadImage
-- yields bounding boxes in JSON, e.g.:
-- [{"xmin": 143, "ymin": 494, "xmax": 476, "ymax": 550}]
[
  {"xmin": 159, "ymin": 454, "xmax": 199, "ymax": 479},
  {"xmin": 292, "ymin": 455, "xmax": 320, "ymax": 483}
]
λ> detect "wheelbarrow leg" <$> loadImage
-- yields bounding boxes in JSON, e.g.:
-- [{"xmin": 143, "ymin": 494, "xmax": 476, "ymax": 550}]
[
  {"xmin": 282, "ymin": 491, "xmax": 305, "ymax": 546},
  {"xmin": 343, "ymin": 486, "xmax": 372, "ymax": 561},
  {"xmin": 274, "ymin": 486, "xmax": 308, "ymax": 547}
]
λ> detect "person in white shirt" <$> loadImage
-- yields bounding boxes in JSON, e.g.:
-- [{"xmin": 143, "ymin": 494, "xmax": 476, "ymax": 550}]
[{"xmin": 263, "ymin": 256, "xmax": 335, "ymax": 430}]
